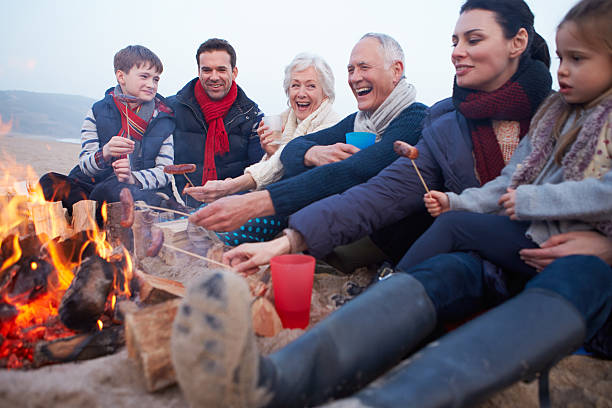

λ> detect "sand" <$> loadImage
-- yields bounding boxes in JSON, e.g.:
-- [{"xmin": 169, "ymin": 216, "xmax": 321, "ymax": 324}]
[{"xmin": 0, "ymin": 134, "xmax": 81, "ymax": 179}]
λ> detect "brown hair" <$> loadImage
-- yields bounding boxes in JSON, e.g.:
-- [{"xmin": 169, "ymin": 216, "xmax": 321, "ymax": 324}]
[
  {"xmin": 196, "ymin": 38, "xmax": 237, "ymax": 69},
  {"xmin": 552, "ymin": 0, "xmax": 612, "ymax": 163},
  {"xmin": 113, "ymin": 45, "xmax": 163, "ymax": 74}
]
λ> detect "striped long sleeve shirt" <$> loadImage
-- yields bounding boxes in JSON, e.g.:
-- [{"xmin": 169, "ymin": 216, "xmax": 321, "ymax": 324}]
[{"xmin": 78, "ymin": 108, "xmax": 174, "ymax": 190}]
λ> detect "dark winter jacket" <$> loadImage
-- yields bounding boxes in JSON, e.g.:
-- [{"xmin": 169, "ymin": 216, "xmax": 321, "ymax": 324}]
[
  {"xmin": 265, "ymin": 102, "xmax": 429, "ymax": 217},
  {"xmin": 68, "ymin": 88, "xmax": 175, "ymax": 196},
  {"xmin": 288, "ymin": 97, "xmax": 477, "ymax": 258},
  {"xmin": 169, "ymin": 79, "xmax": 263, "ymax": 207}
]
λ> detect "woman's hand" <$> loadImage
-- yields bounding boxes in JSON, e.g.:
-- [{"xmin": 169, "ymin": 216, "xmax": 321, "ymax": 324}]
[
  {"xmin": 499, "ymin": 188, "xmax": 517, "ymax": 219},
  {"xmin": 423, "ymin": 190, "xmax": 450, "ymax": 217},
  {"xmin": 257, "ymin": 121, "xmax": 282, "ymax": 156},
  {"xmin": 184, "ymin": 179, "xmax": 237, "ymax": 203},
  {"xmin": 223, "ymin": 236, "xmax": 292, "ymax": 274},
  {"xmin": 112, "ymin": 158, "xmax": 135, "ymax": 184},
  {"xmin": 520, "ymin": 231, "xmax": 612, "ymax": 271}
]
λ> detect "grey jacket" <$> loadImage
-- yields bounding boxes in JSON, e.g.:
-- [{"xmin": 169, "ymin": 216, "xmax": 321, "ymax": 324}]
[{"xmin": 448, "ymin": 135, "xmax": 612, "ymax": 244}]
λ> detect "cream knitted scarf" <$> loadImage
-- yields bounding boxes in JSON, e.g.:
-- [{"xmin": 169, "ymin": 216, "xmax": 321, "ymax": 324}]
[
  {"xmin": 280, "ymin": 98, "xmax": 335, "ymax": 143},
  {"xmin": 353, "ymin": 78, "xmax": 417, "ymax": 141}
]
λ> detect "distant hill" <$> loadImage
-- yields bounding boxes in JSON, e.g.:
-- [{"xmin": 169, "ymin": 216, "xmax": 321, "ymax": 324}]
[{"xmin": 0, "ymin": 90, "xmax": 95, "ymax": 139}]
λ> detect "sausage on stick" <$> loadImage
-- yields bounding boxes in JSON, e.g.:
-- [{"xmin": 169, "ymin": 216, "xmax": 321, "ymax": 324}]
[
  {"xmin": 393, "ymin": 141, "xmax": 430, "ymax": 194},
  {"xmin": 164, "ymin": 164, "xmax": 197, "ymax": 187}
]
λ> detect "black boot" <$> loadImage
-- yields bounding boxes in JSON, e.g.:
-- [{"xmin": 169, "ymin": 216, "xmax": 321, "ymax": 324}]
[
  {"xmin": 324, "ymin": 288, "xmax": 586, "ymax": 408},
  {"xmin": 171, "ymin": 269, "xmax": 437, "ymax": 408}
]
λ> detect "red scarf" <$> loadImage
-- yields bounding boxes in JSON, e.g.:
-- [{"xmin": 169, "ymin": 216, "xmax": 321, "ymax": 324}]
[
  {"xmin": 453, "ymin": 58, "xmax": 552, "ymax": 185},
  {"xmin": 194, "ymin": 80, "xmax": 237, "ymax": 184},
  {"xmin": 111, "ymin": 93, "xmax": 149, "ymax": 142}
]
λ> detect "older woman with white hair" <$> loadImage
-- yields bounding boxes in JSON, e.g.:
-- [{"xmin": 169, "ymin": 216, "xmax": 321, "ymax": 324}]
[{"xmin": 184, "ymin": 53, "xmax": 340, "ymax": 203}]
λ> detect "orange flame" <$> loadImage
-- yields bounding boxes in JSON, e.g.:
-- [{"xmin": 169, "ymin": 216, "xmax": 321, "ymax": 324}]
[{"xmin": 97, "ymin": 320, "xmax": 103, "ymax": 331}]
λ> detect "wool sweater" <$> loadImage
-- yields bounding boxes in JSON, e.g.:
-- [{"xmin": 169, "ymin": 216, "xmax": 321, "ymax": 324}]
[
  {"xmin": 448, "ymin": 97, "xmax": 612, "ymax": 244},
  {"xmin": 245, "ymin": 99, "xmax": 341, "ymax": 189},
  {"xmin": 265, "ymin": 102, "xmax": 428, "ymax": 217}
]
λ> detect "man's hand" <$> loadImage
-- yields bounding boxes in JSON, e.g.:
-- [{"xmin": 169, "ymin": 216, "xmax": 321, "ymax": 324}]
[
  {"xmin": 520, "ymin": 230, "xmax": 612, "ymax": 271},
  {"xmin": 499, "ymin": 188, "xmax": 517, "ymax": 219},
  {"xmin": 112, "ymin": 158, "xmax": 135, "ymax": 184},
  {"xmin": 423, "ymin": 190, "xmax": 450, "ymax": 217},
  {"xmin": 189, "ymin": 190, "xmax": 275, "ymax": 231},
  {"xmin": 223, "ymin": 236, "xmax": 291, "ymax": 275},
  {"xmin": 185, "ymin": 179, "xmax": 237, "ymax": 203},
  {"xmin": 102, "ymin": 136, "xmax": 135, "ymax": 161},
  {"xmin": 304, "ymin": 143, "xmax": 360, "ymax": 167}
]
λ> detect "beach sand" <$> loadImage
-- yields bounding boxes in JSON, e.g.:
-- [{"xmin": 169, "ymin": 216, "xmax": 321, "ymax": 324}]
[{"xmin": 0, "ymin": 134, "xmax": 81, "ymax": 179}]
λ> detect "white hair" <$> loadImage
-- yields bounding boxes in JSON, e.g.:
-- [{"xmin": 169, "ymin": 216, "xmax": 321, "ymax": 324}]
[
  {"xmin": 283, "ymin": 53, "xmax": 335, "ymax": 103},
  {"xmin": 360, "ymin": 33, "xmax": 405, "ymax": 70}
]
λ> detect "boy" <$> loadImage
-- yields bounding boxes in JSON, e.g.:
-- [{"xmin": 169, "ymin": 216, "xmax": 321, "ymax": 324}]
[{"xmin": 39, "ymin": 45, "xmax": 176, "ymax": 220}]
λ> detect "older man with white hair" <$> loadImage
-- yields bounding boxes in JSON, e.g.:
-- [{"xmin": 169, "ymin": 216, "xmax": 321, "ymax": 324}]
[{"xmin": 189, "ymin": 33, "xmax": 428, "ymax": 237}]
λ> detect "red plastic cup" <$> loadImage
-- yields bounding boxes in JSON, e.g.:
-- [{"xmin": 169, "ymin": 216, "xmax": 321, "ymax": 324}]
[{"xmin": 270, "ymin": 254, "xmax": 315, "ymax": 329}]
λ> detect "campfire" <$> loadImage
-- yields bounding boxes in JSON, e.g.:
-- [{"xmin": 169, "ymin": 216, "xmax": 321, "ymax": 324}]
[{"xmin": 0, "ymin": 160, "xmax": 136, "ymax": 369}]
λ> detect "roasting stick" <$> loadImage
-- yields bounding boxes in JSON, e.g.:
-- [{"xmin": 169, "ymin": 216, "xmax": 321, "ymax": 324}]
[
  {"xmin": 162, "ymin": 243, "xmax": 232, "ymax": 270},
  {"xmin": 393, "ymin": 141, "xmax": 430, "ymax": 194},
  {"xmin": 134, "ymin": 203, "xmax": 192, "ymax": 218}
]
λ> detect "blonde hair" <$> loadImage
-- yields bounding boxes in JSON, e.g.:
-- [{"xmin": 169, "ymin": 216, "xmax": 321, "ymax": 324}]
[{"xmin": 553, "ymin": 0, "xmax": 612, "ymax": 163}]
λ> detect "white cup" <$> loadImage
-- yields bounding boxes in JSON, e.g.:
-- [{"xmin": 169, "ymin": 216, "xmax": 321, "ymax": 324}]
[{"xmin": 263, "ymin": 114, "xmax": 282, "ymax": 132}]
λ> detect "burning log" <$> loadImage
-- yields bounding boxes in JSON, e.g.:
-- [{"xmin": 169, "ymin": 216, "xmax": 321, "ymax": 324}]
[
  {"xmin": 71, "ymin": 200, "xmax": 97, "ymax": 233},
  {"xmin": 59, "ymin": 254, "xmax": 126, "ymax": 332},
  {"xmin": 125, "ymin": 298, "xmax": 181, "ymax": 392},
  {"xmin": 33, "ymin": 325, "xmax": 124, "ymax": 367}
]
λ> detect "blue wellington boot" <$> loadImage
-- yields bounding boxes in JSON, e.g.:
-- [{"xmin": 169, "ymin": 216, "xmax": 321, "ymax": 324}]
[
  {"xmin": 324, "ymin": 288, "xmax": 586, "ymax": 408},
  {"xmin": 171, "ymin": 270, "xmax": 437, "ymax": 408}
]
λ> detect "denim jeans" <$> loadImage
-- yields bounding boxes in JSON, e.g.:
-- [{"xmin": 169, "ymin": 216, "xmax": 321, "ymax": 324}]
[
  {"xmin": 398, "ymin": 211, "xmax": 538, "ymax": 280},
  {"xmin": 403, "ymin": 252, "xmax": 612, "ymax": 343}
]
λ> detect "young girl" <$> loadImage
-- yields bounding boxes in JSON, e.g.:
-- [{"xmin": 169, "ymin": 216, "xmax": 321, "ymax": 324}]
[{"xmin": 399, "ymin": 0, "xmax": 612, "ymax": 279}]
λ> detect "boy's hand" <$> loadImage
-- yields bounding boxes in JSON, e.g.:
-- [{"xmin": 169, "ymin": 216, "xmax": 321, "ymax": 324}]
[
  {"xmin": 112, "ymin": 158, "xmax": 135, "ymax": 184},
  {"xmin": 103, "ymin": 136, "xmax": 135, "ymax": 161},
  {"xmin": 499, "ymin": 188, "xmax": 517, "ymax": 219},
  {"xmin": 424, "ymin": 190, "xmax": 450, "ymax": 217}
]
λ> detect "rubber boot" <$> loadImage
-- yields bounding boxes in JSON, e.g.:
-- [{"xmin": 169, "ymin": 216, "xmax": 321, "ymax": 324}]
[
  {"xmin": 324, "ymin": 288, "xmax": 586, "ymax": 408},
  {"xmin": 171, "ymin": 268, "xmax": 437, "ymax": 408}
]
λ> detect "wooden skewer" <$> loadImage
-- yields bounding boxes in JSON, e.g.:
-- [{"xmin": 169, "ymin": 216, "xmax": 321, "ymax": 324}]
[
  {"xmin": 410, "ymin": 159, "xmax": 430, "ymax": 194},
  {"xmin": 162, "ymin": 243, "xmax": 232, "ymax": 270},
  {"xmin": 183, "ymin": 173, "xmax": 195, "ymax": 188},
  {"xmin": 134, "ymin": 203, "xmax": 192, "ymax": 218}
]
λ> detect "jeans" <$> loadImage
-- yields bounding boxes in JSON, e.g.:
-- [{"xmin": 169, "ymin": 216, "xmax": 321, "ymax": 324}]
[
  {"xmin": 398, "ymin": 211, "xmax": 538, "ymax": 280},
  {"xmin": 405, "ymin": 252, "xmax": 612, "ymax": 343}
]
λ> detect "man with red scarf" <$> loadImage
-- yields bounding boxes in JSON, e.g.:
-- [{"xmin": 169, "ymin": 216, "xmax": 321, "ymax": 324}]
[{"xmin": 170, "ymin": 38, "xmax": 264, "ymax": 208}]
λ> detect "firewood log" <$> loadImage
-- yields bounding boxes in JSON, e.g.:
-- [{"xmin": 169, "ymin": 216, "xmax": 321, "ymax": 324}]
[
  {"xmin": 125, "ymin": 298, "xmax": 181, "ymax": 392},
  {"xmin": 134, "ymin": 269, "xmax": 185, "ymax": 304},
  {"xmin": 71, "ymin": 200, "xmax": 97, "ymax": 233},
  {"xmin": 251, "ymin": 297, "xmax": 283, "ymax": 337}
]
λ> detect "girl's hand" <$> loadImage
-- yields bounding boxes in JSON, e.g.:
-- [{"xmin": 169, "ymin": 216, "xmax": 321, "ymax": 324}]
[
  {"xmin": 423, "ymin": 190, "xmax": 450, "ymax": 217},
  {"xmin": 499, "ymin": 188, "xmax": 517, "ymax": 219}
]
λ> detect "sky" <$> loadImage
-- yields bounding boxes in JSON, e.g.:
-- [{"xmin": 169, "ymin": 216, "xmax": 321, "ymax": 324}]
[{"xmin": 1, "ymin": 0, "xmax": 577, "ymax": 118}]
